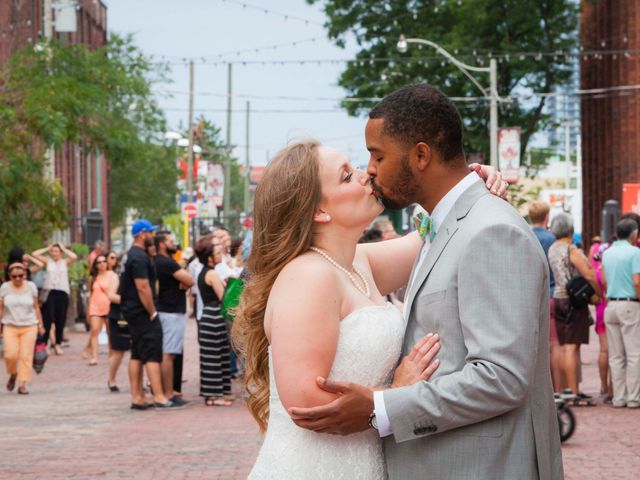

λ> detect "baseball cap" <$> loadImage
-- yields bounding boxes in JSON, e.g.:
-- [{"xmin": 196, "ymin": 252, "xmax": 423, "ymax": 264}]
[{"xmin": 131, "ymin": 219, "xmax": 158, "ymax": 236}]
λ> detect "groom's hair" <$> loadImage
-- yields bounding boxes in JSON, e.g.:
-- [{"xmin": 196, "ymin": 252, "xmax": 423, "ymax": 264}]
[{"xmin": 369, "ymin": 84, "xmax": 464, "ymax": 163}]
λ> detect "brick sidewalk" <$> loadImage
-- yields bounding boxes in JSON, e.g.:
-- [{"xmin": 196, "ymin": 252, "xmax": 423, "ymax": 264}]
[
  {"xmin": 0, "ymin": 318, "xmax": 261, "ymax": 479},
  {"xmin": 1, "ymin": 320, "xmax": 639, "ymax": 479}
]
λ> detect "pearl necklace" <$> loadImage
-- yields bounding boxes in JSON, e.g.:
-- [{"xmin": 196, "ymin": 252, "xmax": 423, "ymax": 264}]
[{"xmin": 309, "ymin": 247, "xmax": 370, "ymax": 298}]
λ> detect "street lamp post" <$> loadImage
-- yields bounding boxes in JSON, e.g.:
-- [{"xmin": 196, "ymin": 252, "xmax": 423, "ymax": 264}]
[{"xmin": 397, "ymin": 35, "xmax": 500, "ymax": 168}]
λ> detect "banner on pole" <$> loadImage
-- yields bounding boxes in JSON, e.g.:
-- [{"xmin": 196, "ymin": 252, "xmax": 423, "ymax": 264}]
[
  {"xmin": 206, "ymin": 163, "xmax": 224, "ymax": 207},
  {"xmin": 249, "ymin": 166, "xmax": 265, "ymax": 191},
  {"xmin": 498, "ymin": 127, "xmax": 521, "ymax": 183}
]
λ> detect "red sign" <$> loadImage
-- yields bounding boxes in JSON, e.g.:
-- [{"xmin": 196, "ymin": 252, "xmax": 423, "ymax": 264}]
[
  {"xmin": 179, "ymin": 155, "xmax": 200, "ymax": 181},
  {"xmin": 182, "ymin": 203, "xmax": 198, "ymax": 220},
  {"xmin": 623, "ymin": 183, "xmax": 640, "ymax": 214}
]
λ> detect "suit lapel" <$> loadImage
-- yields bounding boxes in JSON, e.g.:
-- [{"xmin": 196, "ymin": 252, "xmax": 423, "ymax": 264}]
[{"xmin": 403, "ymin": 180, "xmax": 490, "ymax": 321}]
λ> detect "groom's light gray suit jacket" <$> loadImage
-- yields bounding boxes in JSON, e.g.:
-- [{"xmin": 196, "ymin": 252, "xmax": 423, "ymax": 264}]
[{"xmin": 383, "ymin": 180, "xmax": 564, "ymax": 479}]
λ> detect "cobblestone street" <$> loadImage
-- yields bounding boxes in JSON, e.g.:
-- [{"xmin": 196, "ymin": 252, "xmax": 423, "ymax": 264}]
[{"xmin": 1, "ymin": 319, "xmax": 639, "ymax": 479}]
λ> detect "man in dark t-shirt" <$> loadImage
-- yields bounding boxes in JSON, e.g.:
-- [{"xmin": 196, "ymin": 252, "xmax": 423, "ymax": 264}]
[
  {"xmin": 121, "ymin": 219, "xmax": 177, "ymax": 410},
  {"xmin": 154, "ymin": 232, "xmax": 194, "ymax": 404}
]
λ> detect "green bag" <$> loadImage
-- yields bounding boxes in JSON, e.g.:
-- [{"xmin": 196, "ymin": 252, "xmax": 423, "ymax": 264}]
[{"xmin": 221, "ymin": 277, "xmax": 244, "ymax": 322}]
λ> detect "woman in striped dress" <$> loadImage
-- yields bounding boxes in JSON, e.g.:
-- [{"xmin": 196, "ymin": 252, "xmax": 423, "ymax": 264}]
[{"xmin": 196, "ymin": 242, "xmax": 233, "ymax": 406}]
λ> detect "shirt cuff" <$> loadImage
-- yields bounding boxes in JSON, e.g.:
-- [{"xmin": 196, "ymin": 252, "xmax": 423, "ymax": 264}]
[{"xmin": 373, "ymin": 390, "xmax": 393, "ymax": 438}]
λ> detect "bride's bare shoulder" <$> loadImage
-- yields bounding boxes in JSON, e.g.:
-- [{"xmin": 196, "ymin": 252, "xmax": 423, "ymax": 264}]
[
  {"xmin": 268, "ymin": 253, "xmax": 340, "ymax": 312},
  {"xmin": 274, "ymin": 253, "xmax": 335, "ymax": 287}
]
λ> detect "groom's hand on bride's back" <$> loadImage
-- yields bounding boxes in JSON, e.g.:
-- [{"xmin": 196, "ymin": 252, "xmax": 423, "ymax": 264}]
[{"xmin": 288, "ymin": 378, "xmax": 373, "ymax": 435}]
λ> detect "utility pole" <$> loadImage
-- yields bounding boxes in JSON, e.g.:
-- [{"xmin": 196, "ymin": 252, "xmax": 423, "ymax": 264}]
[
  {"xmin": 489, "ymin": 58, "xmax": 498, "ymax": 168},
  {"xmin": 186, "ymin": 60, "xmax": 195, "ymax": 201},
  {"xmin": 244, "ymin": 101, "xmax": 251, "ymax": 214},
  {"xmin": 564, "ymin": 120, "xmax": 571, "ymax": 190},
  {"xmin": 224, "ymin": 62, "xmax": 232, "ymax": 222}
]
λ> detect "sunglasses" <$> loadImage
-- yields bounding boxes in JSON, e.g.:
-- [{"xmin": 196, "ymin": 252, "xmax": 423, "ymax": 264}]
[
  {"xmin": 11, "ymin": 274, "xmax": 25, "ymax": 279},
  {"xmin": 95, "ymin": 260, "xmax": 106, "ymax": 264}
]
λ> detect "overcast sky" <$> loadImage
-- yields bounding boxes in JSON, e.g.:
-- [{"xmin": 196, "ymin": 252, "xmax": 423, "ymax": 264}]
[{"xmin": 105, "ymin": 0, "xmax": 372, "ymax": 166}]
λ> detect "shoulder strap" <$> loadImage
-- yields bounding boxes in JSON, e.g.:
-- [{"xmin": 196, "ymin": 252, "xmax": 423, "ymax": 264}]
[{"xmin": 566, "ymin": 245, "xmax": 577, "ymax": 281}]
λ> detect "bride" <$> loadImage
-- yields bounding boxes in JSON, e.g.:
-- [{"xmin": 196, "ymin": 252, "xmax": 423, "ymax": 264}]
[{"xmin": 232, "ymin": 141, "xmax": 504, "ymax": 479}]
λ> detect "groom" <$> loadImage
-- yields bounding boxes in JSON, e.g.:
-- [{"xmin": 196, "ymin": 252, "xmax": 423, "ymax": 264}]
[{"xmin": 289, "ymin": 84, "xmax": 563, "ymax": 479}]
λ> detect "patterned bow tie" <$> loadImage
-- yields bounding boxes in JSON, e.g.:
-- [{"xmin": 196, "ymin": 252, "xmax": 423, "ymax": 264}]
[{"xmin": 414, "ymin": 212, "xmax": 436, "ymax": 242}]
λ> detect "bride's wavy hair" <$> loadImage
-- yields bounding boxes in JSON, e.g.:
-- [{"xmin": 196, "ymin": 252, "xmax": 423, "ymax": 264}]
[{"xmin": 232, "ymin": 140, "xmax": 322, "ymax": 431}]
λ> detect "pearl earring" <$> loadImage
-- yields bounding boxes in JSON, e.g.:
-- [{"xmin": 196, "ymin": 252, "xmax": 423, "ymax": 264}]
[{"xmin": 326, "ymin": 215, "xmax": 331, "ymax": 221}]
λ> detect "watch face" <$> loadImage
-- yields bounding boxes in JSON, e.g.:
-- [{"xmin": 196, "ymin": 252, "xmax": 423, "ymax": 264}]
[{"xmin": 368, "ymin": 413, "xmax": 378, "ymax": 430}]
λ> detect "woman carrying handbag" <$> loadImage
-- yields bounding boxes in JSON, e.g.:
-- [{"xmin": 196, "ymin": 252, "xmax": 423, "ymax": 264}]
[{"xmin": 549, "ymin": 213, "xmax": 601, "ymax": 405}]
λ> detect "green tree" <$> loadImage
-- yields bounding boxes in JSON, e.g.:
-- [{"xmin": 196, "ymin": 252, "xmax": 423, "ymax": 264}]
[
  {"xmin": 0, "ymin": 34, "xmax": 177, "ymax": 254},
  {"xmin": 310, "ymin": 0, "xmax": 578, "ymax": 157}
]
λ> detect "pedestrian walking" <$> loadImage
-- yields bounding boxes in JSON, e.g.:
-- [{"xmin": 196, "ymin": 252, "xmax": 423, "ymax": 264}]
[
  {"xmin": 588, "ymin": 237, "xmax": 613, "ymax": 402},
  {"xmin": 83, "ymin": 254, "xmax": 117, "ymax": 366},
  {"xmin": 154, "ymin": 231, "xmax": 194, "ymax": 405},
  {"xmin": 197, "ymin": 242, "xmax": 233, "ymax": 406},
  {"xmin": 31, "ymin": 243, "xmax": 77, "ymax": 355},
  {"xmin": 529, "ymin": 201, "xmax": 562, "ymax": 392},
  {"xmin": 120, "ymin": 219, "xmax": 177, "ymax": 409},
  {"xmin": 549, "ymin": 213, "xmax": 601, "ymax": 403},
  {"xmin": 1, "ymin": 263, "xmax": 45, "ymax": 395},
  {"xmin": 601, "ymin": 218, "xmax": 640, "ymax": 408},
  {"xmin": 106, "ymin": 260, "xmax": 129, "ymax": 393}
]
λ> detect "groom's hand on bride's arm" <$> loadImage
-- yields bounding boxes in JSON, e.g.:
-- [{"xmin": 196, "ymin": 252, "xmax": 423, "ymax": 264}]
[
  {"xmin": 288, "ymin": 379, "xmax": 373, "ymax": 435},
  {"xmin": 468, "ymin": 163, "xmax": 509, "ymax": 198}
]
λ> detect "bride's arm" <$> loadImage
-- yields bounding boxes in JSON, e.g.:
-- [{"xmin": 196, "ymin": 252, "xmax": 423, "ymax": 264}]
[
  {"xmin": 269, "ymin": 257, "xmax": 343, "ymax": 410},
  {"xmin": 357, "ymin": 233, "xmax": 422, "ymax": 296}
]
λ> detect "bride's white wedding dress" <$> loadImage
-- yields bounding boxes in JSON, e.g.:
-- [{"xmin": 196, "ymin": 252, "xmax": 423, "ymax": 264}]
[{"xmin": 249, "ymin": 304, "xmax": 404, "ymax": 479}]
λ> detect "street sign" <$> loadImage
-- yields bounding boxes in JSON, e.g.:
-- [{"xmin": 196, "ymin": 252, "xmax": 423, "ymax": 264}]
[{"xmin": 181, "ymin": 203, "xmax": 198, "ymax": 221}]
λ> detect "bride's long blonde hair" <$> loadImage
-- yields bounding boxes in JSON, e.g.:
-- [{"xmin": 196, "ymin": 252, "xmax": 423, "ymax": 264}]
[{"xmin": 232, "ymin": 141, "xmax": 322, "ymax": 431}]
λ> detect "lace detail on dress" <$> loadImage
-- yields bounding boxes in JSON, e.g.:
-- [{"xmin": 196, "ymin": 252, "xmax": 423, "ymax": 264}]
[{"xmin": 249, "ymin": 304, "xmax": 404, "ymax": 479}]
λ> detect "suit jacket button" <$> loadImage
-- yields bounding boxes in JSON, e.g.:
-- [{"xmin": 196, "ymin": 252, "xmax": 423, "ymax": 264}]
[
  {"xmin": 413, "ymin": 427, "xmax": 428, "ymax": 436},
  {"xmin": 427, "ymin": 425, "xmax": 438, "ymax": 433}
]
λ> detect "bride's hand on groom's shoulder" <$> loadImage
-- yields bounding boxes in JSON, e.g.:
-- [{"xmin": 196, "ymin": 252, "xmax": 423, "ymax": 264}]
[
  {"xmin": 391, "ymin": 333, "xmax": 441, "ymax": 389},
  {"xmin": 469, "ymin": 163, "xmax": 510, "ymax": 199},
  {"xmin": 288, "ymin": 378, "xmax": 374, "ymax": 436}
]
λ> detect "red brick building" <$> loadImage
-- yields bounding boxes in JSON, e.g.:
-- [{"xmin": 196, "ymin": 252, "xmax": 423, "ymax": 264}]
[
  {"xmin": 581, "ymin": 0, "xmax": 640, "ymax": 241},
  {"xmin": 0, "ymin": 0, "xmax": 110, "ymax": 246}
]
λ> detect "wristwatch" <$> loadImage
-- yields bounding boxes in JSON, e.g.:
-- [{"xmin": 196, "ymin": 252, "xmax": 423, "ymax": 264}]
[{"xmin": 368, "ymin": 412, "xmax": 378, "ymax": 431}]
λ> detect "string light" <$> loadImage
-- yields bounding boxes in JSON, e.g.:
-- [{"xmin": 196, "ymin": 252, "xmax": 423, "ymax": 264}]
[
  {"xmin": 218, "ymin": 0, "xmax": 324, "ymax": 26},
  {"xmin": 152, "ymin": 47, "xmax": 640, "ymax": 67},
  {"xmin": 158, "ymin": 83, "xmax": 640, "ymax": 108}
]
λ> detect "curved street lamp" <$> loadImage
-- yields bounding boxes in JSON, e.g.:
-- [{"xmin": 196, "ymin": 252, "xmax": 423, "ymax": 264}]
[{"xmin": 397, "ymin": 35, "xmax": 500, "ymax": 168}]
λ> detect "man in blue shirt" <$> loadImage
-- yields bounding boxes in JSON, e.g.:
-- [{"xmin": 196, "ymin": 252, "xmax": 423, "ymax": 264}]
[
  {"xmin": 529, "ymin": 201, "xmax": 561, "ymax": 392},
  {"xmin": 602, "ymin": 218, "xmax": 640, "ymax": 408}
]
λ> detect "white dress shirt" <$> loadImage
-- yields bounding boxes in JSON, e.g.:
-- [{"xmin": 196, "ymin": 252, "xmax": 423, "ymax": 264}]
[{"xmin": 374, "ymin": 171, "xmax": 481, "ymax": 437}]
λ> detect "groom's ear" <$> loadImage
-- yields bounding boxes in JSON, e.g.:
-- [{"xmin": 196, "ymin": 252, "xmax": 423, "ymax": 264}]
[{"xmin": 414, "ymin": 142, "xmax": 432, "ymax": 171}]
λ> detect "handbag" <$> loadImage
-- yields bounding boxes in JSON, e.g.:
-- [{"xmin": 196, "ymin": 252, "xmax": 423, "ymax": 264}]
[
  {"xmin": 221, "ymin": 277, "xmax": 244, "ymax": 322},
  {"xmin": 33, "ymin": 335, "xmax": 49, "ymax": 374},
  {"xmin": 565, "ymin": 246, "xmax": 595, "ymax": 309}
]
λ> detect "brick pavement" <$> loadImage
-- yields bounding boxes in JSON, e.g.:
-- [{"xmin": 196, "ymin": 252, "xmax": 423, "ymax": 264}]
[
  {"xmin": 0, "ymin": 318, "xmax": 261, "ymax": 480},
  {"xmin": 1, "ymin": 319, "xmax": 639, "ymax": 479}
]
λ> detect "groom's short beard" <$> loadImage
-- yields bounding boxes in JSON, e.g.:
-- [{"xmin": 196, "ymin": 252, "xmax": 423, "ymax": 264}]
[{"xmin": 382, "ymin": 154, "xmax": 420, "ymax": 210}]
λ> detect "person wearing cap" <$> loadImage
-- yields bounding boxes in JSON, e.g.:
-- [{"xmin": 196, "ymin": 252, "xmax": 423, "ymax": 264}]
[
  {"xmin": 601, "ymin": 218, "xmax": 640, "ymax": 408},
  {"xmin": 1, "ymin": 263, "xmax": 45, "ymax": 394},
  {"xmin": 120, "ymin": 219, "xmax": 178, "ymax": 409}
]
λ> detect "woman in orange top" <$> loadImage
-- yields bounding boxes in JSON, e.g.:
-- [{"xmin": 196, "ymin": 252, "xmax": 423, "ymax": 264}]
[{"xmin": 84, "ymin": 255, "xmax": 116, "ymax": 365}]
